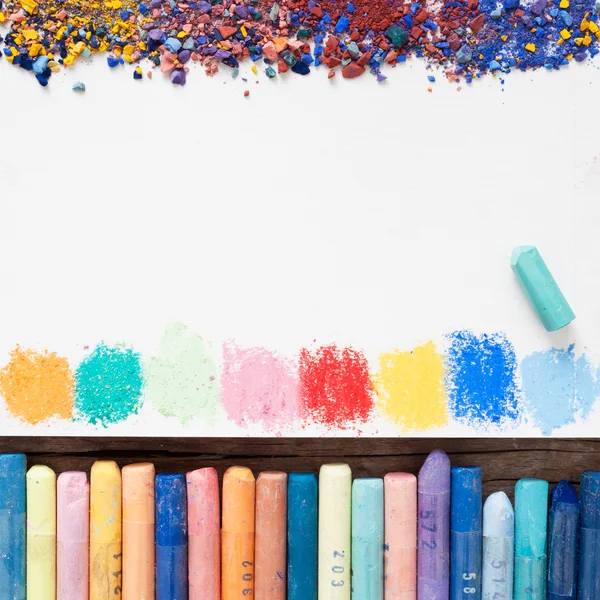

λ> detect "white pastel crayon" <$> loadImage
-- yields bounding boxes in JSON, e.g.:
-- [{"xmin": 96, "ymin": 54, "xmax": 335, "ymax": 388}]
[
  {"xmin": 319, "ymin": 464, "xmax": 352, "ymax": 600},
  {"xmin": 482, "ymin": 492, "xmax": 514, "ymax": 600}
]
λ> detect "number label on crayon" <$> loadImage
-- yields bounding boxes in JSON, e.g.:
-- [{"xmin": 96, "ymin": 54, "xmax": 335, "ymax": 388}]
[
  {"xmin": 331, "ymin": 550, "xmax": 345, "ymax": 587},
  {"xmin": 421, "ymin": 539, "xmax": 437, "ymax": 550},
  {"xmin": 242, "ymin": 560, "xmax": 253, "ymax": 595},
  {"xmin": 463, "ymin": 572, "xmax": 477, "ymax": 595}
]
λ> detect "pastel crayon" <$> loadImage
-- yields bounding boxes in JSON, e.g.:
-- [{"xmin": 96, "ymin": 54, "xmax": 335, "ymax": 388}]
[
  {"xmin": 318, "ymin": 463, "xmax": 352, "ymax": 600},
  {"xmin": 187, "ymin": 467, "xmax": 220, "ymax": 600},
  {"xmin": 122, "ymin": 463, "xmax": 155, "ymax": 600},
  {"xmin": 0, "ymin": 453, "xmax": 26, "ymax": 600},
  {"xmin": 450, "ymin": 467, "xmax": 482, "ymax": 600},
  {"xmin": 287, "ymin": 473, "xmax": 318, "ymax": 600},
  {"xmin": 57, "ymin": 471, "xmax": 90, "ymax": 600},
  {"xmin": 482, "ymin": 492, "xmax": 514, "ymax": 600},
  {"xmin": 578, "ymin": 471, "xmax": 600, "ymax": 600},
  {"xmin": 90, "ymin": 460, "xmax": 122, "ymax": 600},
  {"xmin": 418, "ymin": 449, "xmax": 451, "ymax": 600},
  {"xmin": 548, "ymin": 481, "xmax": 579, "ymax": 600},
  {"xmin": 514, "ymin": 478, "xmax": 548, "ymax": 600},
  {"xmin": 156, "ymin": 473, "xmax": 188, "ymax": 600},
  {"xmin": 26, "ymin": 464, "xmax": 56, "ymax": 600},
  {"xmin": 352, "ymin": 478, "xmax": 384, "ymax": 600},
  {"xmin": 255, "ymin": 472, "xmax": 287, "ymax": 600},
  {"xmin": 511, "ymin": 245, "xmax": 575, "ymax": 332},
  {"xmin": 222, "ymin": 466, "xmax": 255, "ymax": 600},
  {"xmin": 384, "ymin": 473, "xmax": 417, "ymax": 600}
]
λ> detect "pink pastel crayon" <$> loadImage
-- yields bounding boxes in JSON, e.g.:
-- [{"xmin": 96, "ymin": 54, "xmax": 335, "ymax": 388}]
[
  {"xmin": 57, "ymin": 471, "xmax": 90, "ymax": 600},
  {"xmin": 187, "ymin": 467, "xmax": 221, "ymax": 600},
  {"xmin": 385, "ymin": 473, "xmax": 417, "ymax": 600}
]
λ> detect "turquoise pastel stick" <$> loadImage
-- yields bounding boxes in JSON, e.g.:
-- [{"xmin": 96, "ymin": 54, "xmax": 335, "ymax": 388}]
[
  {"xmin": 511, "ymin": 245, "xmax": 575, "ymax": 332},
  {"xmin": 352, "ymin": 478, "xmax": 384, "ymax": 600},
  {"xmin": 514, "ymin": 478, "xmax": 549, "ymax": 600}
]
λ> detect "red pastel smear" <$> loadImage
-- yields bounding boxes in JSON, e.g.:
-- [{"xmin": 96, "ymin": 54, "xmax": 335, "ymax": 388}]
[{"xmin": 298, "ymin": 344, "xmax": 375, "ymax": 427}]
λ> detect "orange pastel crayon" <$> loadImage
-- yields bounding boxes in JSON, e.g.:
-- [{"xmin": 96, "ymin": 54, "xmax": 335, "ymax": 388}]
[
  {"xmin": 255, "ymin": 472, "xmax": 287, "ymax": 600},
  {"xmin": 187, "ymin": 467, "xmax": 220, "ymax": 600},
  {"xmin": 122, "ymin": 463, "xmax": 155, "ymax": 600},
  {"xmin": 222, "ymin": 466, "xmax": 255, "ymax": 600}
]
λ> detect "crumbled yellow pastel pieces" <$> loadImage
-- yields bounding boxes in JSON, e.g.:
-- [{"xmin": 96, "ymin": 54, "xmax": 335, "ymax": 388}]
[
  {"xmin": 589, "ymin": 21, "xmax": 599, "ymax": 33},
  {"xmin": 525, "ymin": 42, "xmax": 536, "ymax": 52},
  {"xmin": 560, "ymin": 0, "xmax": 569, "ymax": 8},
  {"xmin": 560, "ymin": 29, "xmax": 571, "ymax": 39}
]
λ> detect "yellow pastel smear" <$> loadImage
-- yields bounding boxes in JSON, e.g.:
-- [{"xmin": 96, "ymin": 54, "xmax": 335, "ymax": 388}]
[
  {"xmin": 0, "ymin": 346, "xmax": 74, "ymax": 424},
  {"xmin": 373, "ymin": 341, "xmax": 448, "ymax": 432}
]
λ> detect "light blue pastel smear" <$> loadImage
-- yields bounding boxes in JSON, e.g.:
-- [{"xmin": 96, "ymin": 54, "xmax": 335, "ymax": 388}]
[
  {"xmin": 445, "ymin": 330, "xmax": 521, "ymax": 429},
  {"xmin": 521, "ymin": 345, "xmax": 600, "ymax": 435},
  {"xmin": 74, "ymin": 343, "xmax": 143, "ymax": 426}
]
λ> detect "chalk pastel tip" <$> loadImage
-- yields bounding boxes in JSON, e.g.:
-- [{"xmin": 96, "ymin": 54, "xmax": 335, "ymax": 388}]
[
  {"xmin": 384, "ymin": 472, "xmax": 417, "ymax": 488},
  {"xmin": 419, "ymin": 449, "xmax": 450, "ymax": 491},
  {"xmin": 186, "ymin": 466, "xmax": 218, "ymax": 487},
  {"xmin": 289, "ymin": 472, "xmax": 317, "ymax": 486},
  {"xmin": 353, "ymin": 477, "xmax": 383, "ymax": 492},
  {"xmin": 224, "ymin": 466, "xmax": 255, "ymax": 484},
  {"xmin": 91, "ymin": 460, "xmax": 121, "ymax": 483},
  {"xmin": 320, "ymin": 463, "xmax": 351, "ymax": 479},
  {"xmin": 27, "ymin": 464, "xmax": 56, "ymax": 482},
  {"xmin": 552, "ymin": 480, "xmax": 578, "ymax": 505},
  {"xmin": 257, "ymin": 471, "xmax": 287, "ymax": 484},
  {"xmin": 483, "ymin": 492, "xmax": 513, "ymax": 537},
  {"xmin": 0, "ymin": 453, "xmax": 26, "ymax": 471},
  {"xmin": 510, "ymin": 245, "xmax": 537, "ymax": 268},
  {"xmin": 57, "ymin": 471, "xmax": 89, "ymax": 501},
  {"xmin": 516, "ymin": 477, "xmax": 548, "ymax": 494}
]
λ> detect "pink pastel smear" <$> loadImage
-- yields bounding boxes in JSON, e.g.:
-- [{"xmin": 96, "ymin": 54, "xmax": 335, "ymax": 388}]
[{"xmin": 220, "ymin": 341, "xmax": 299, "ymax": 430}]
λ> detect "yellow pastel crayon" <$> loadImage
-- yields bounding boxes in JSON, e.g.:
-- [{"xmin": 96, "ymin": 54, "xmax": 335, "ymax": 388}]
[
  {"xmin": 90, "ymin": 461, "xmax": 122, "ymax": 599},
  {"xmin": 26, "ymin": 465, "xmax": 56, "ymax": 600}
]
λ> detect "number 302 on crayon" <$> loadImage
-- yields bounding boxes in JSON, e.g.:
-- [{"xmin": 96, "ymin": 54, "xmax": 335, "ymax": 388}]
[{"xmin": 242, "ymin": 561, "xmax": 253, "ymax": 596}]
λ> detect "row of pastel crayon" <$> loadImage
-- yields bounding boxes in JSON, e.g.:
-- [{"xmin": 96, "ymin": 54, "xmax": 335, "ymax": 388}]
[{"xmin": 1, "ymin": 450, "xmax": 600, "ymax": 600}]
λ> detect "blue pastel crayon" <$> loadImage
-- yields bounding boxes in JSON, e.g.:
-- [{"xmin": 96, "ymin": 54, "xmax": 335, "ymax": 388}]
[
  {"xmin": 0, "ymin": 454, "xmax": 26, "ymax": 600},
  {"xmin": 579, "ymin": 471, "xmax": 600, "ymax": 600},
  {"xmin": 548, "ymin": 480, "xmax": 579, "ymax": 600},
  {"xmin": 287, "ymin": 473, "xmax": 318, "ymax": 600},
  {"xmin": 352, "ymin": 478, "xmax": 384, "ymax": 600},
  {"xmin": 514, "ymin": 478, "xmax": 548, "ymax": 600},
  {"xmin": 156, "ymin": 473, "xmax": 188, "ymax": 600},
  {"xmin": 451, "ymin": 467, "xmax": 482, "ymax": 600}
]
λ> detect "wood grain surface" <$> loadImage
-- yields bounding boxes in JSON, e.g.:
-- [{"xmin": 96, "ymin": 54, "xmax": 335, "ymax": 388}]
[{"xmin": 0, "ymin": 437, "xmax": 596, "ymax": 499}]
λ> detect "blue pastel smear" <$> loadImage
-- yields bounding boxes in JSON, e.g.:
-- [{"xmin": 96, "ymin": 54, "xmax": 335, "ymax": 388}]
[
  {"xmin": 445, "ymin": 331, "xmax": 520, "ymax": 427},
  {"xmin": 521, "ymin": 345, "xmax": 600, "ymax": 435}
]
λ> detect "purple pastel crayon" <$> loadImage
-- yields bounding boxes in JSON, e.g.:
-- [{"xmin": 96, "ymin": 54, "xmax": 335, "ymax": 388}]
[{"xmin": 418, "ymin": 449, "xmax": 451, "ymax": 600}]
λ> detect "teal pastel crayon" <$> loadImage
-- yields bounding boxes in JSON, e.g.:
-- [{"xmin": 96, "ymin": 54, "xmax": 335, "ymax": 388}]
[
  {"xmin": 0, "ymin": 454, "xmax": 26, "ymax": 600},
  {"xmin": 511, "ymin": 245, "xmax": 575, "ymax": 331},
  {"xmin": 514, "ymin": 479, "xmax": 548, "ymax": 600},
  {"xmin": 450, "ymin": 467, "xmax": 482, "ymax": 600},
  {"xmin": 578, "ymin": 471, "xmax": 600, "ymax": 600},
  {"xmin": 352, "ymin": 478, "xmax": 384, "ymax": 600},
  {"xmin": 548, "ymin": 480, "xmax": 579, "ymax": 600},
  {"xmin": 287, "ymin": 473, "xmax": 317, "ymax": 600}
]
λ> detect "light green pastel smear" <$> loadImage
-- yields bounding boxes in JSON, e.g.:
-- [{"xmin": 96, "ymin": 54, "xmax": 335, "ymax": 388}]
[{"xmin": 145, "ymin": 322, "xmax": 219, "ymax": 423}]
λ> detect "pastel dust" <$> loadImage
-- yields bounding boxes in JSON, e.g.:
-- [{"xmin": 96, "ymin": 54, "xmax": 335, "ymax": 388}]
[
  {"xmin": 0, "ymin": 346, "xmax": 74, "ymax": 424},
  {"xmin": 145, "ymin": 322, "xmax": 219, "ymax": 424},
  {"xmin": 445, "ymin": 330, "xmax": 521, "ymax": 429},
  {"xmin": 220, "ymin": 341, "xmax": 299, "ymax": 430},
  {"xmin": 74, "ymin": 343, "xmax": 143, "ymax": 426},
  {"xmin": 521, "ymin": 345, "xmax": 600, "ymax": 435},
  {"xmin": 373, "ymin": 341, "xmax": 448, "ymax": 432},
  {"xmin": 298, "ymin": 344, "xmax": 374, "ymax": 428}
]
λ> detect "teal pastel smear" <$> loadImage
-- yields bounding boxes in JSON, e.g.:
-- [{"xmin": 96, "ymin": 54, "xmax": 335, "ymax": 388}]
[
  {"xmin": 521, "ymin": 345, "xmax": 600, "ymax": 435},
  {"xmin": 74, "ymin": 343, "xmax": 143, "ymax": 425}
]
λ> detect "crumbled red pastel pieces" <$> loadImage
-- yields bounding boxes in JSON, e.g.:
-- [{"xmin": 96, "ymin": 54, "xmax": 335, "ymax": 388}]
[{"xmin": 0, "ymin": 0, "xmax": 598, "ymax": 85}]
